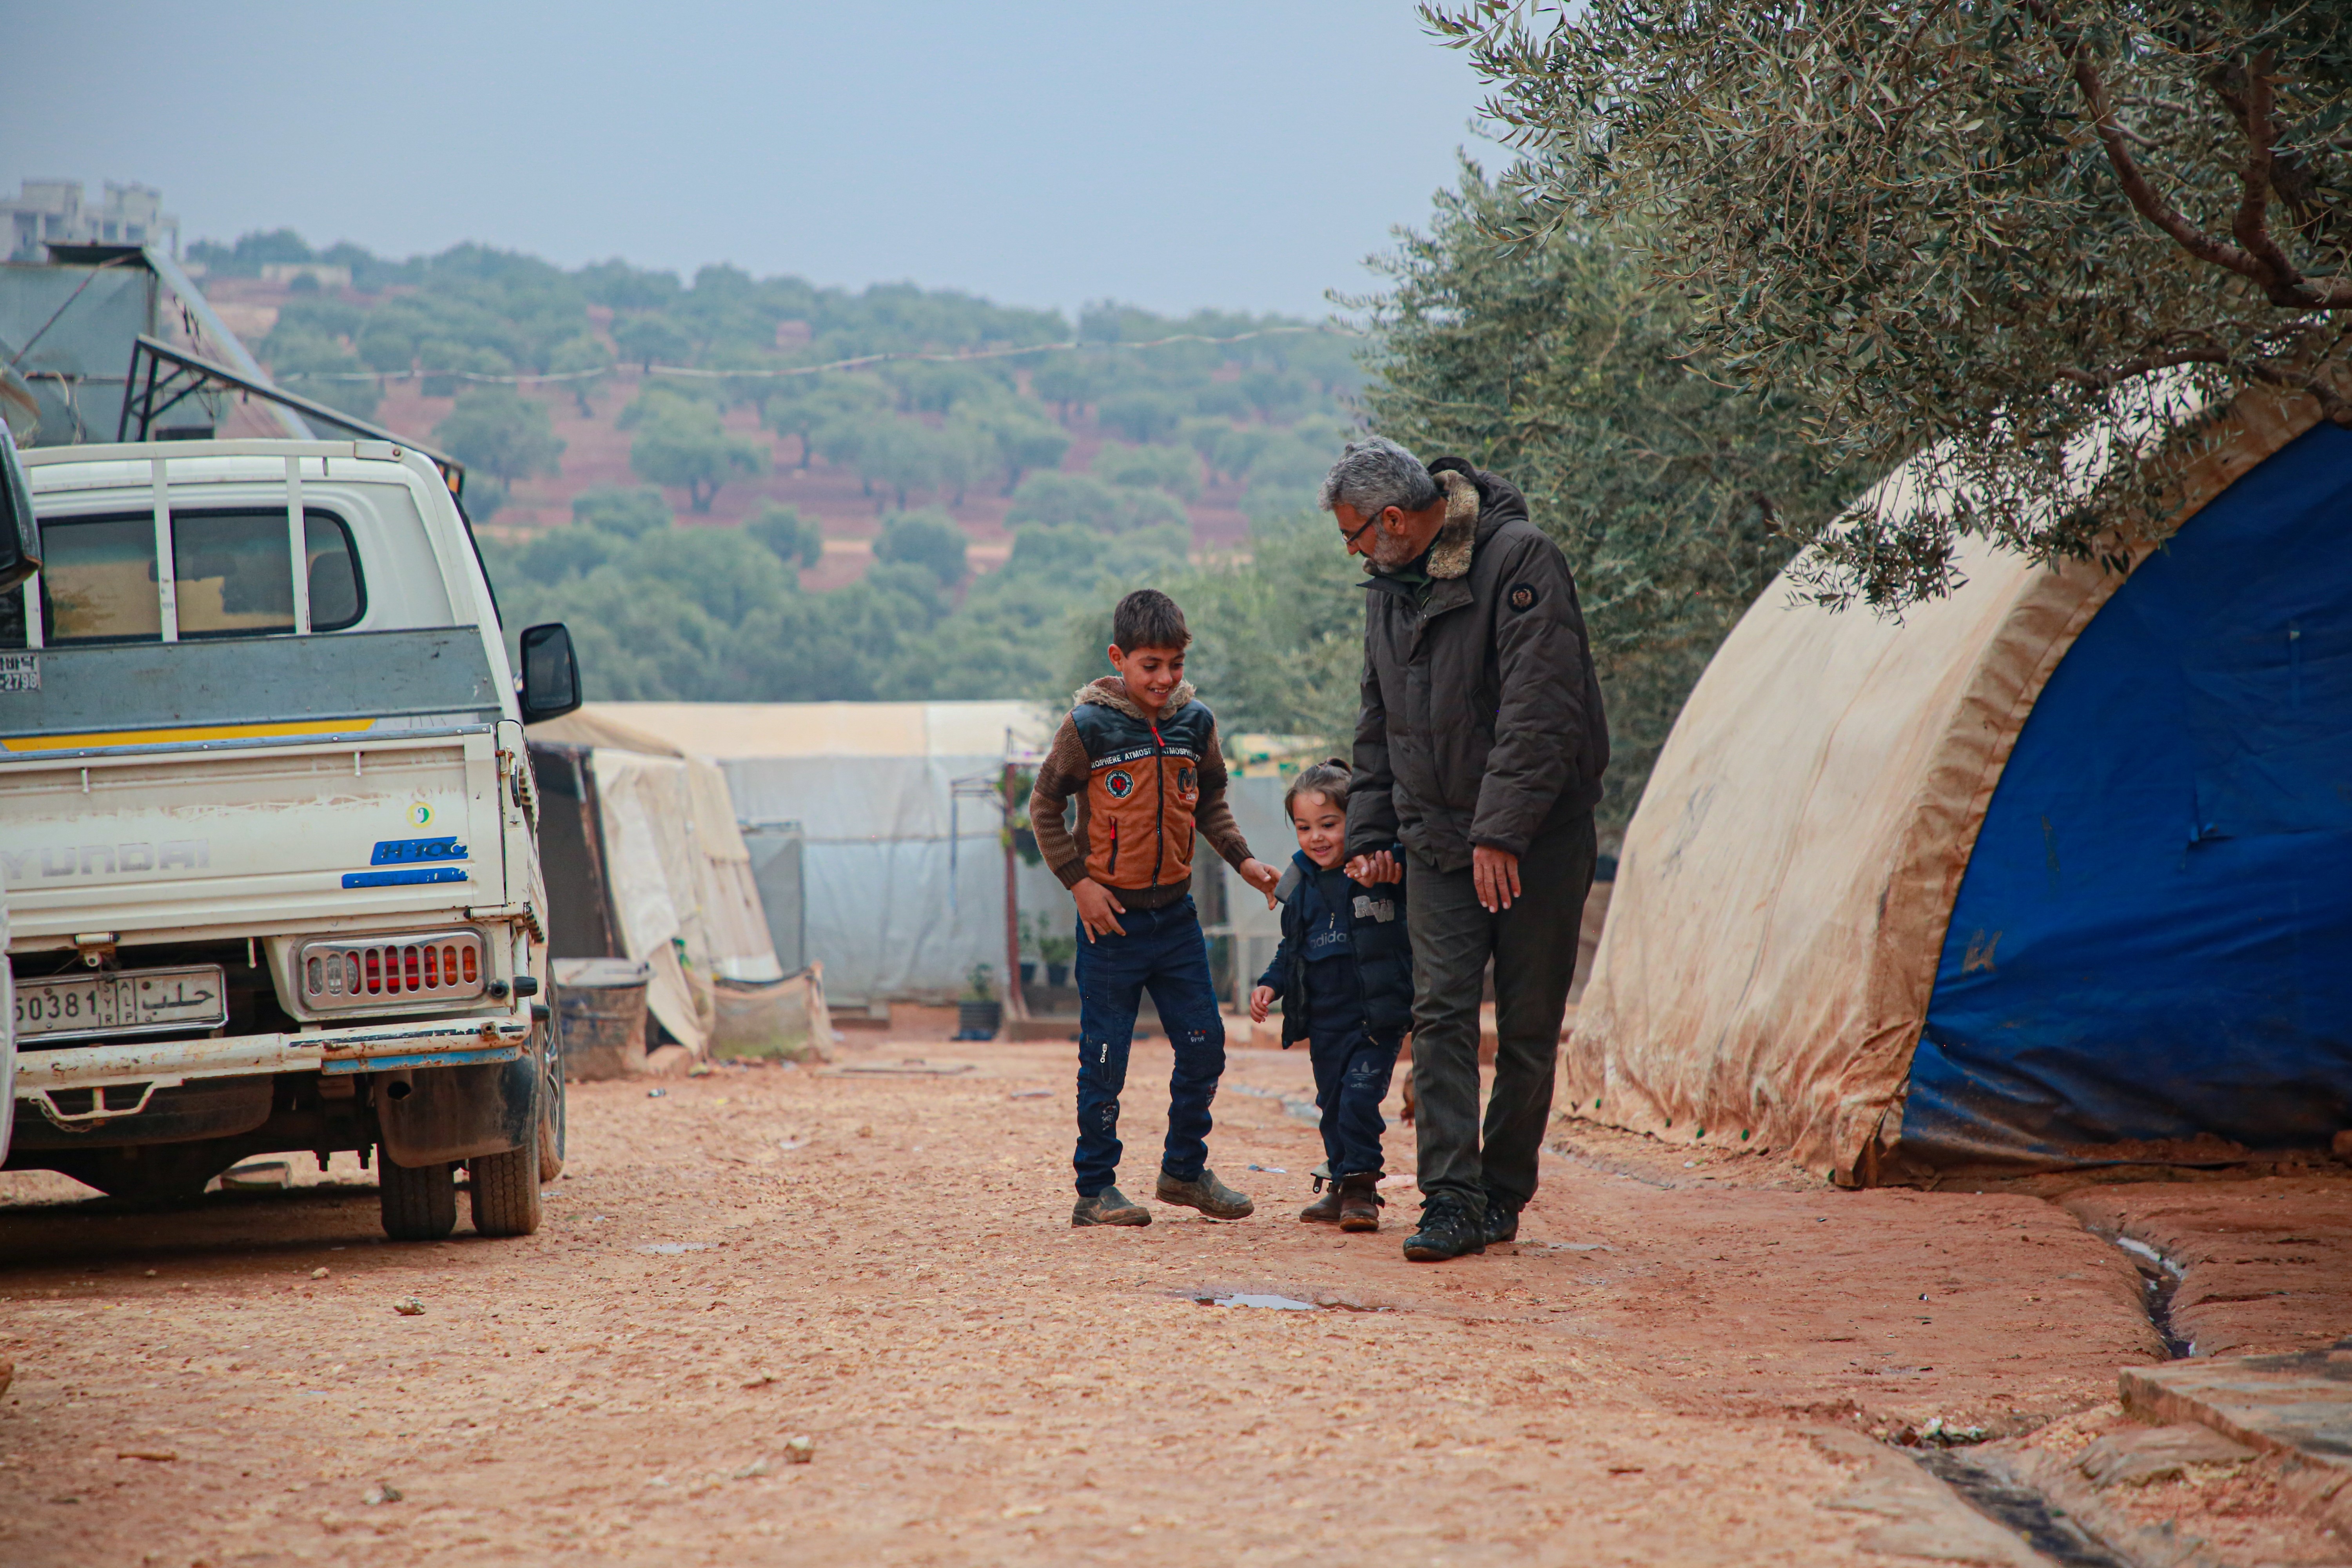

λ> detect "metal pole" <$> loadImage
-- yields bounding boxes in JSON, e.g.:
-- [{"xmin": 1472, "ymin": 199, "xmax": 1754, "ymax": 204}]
[{"xmin": 1002, "ymin": 753, "xmax": 1028, "ymax": 1023}]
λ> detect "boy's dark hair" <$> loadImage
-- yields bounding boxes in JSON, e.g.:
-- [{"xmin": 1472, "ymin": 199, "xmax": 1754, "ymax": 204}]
[
  {"xmin": 1283, "ymin": 757, "xmax": 1351, "ymax": 819},
  {"xmin": 1111, "ymin": 589, "xmax": 1191, "ymax": 652}
]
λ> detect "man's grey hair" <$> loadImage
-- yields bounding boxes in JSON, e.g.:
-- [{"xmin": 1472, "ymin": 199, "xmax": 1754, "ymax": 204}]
[{"xmin": 1318, "ymin": 435, "xmax": 1439, "ymax": 517}]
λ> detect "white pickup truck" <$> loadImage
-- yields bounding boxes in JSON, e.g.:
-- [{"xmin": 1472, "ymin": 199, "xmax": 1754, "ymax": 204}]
[{"xmin": 0, "ymin": 436, "xmax": 577, "ymax": 1240}]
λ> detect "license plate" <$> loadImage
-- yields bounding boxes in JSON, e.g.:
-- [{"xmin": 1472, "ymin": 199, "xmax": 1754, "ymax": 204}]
[
  {"xmin": 0, "ymin": 652, "xmax": 35, "ymax": 692},
  {"xmin": 14, "ymin": 965, "xmax": 228, "ymax": 1042}
]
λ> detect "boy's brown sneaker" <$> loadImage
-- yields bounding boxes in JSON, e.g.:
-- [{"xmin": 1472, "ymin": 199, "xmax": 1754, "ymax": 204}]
[
  {"xmin": 1072, "ymin": 1187, "xmax": 1151, "ymax": 1227},
  {"xmin": 1338, "ymin": 1173, "xmax": 1384, "ymax": 1232},
  {"xmin": 1299, "ymin": 1178, "xmax": 1345, "ymax": 1224},
  {"xmin": 1156, "ymin": 1167, "xmax": 1254, "ymax": 1219}
]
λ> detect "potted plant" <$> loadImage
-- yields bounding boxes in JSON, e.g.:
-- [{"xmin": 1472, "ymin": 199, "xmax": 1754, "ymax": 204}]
[
  {"xmin": 956, "ymin": 962, "xmax": 1001, "ymax": 1041},
  {"xmin": 1037, "ymin": 926, "xmax": 1076, "ymax": 988},
  {"xmin": 1016, "ymin": 914, "xmax": 1040, "ymax": 986}
]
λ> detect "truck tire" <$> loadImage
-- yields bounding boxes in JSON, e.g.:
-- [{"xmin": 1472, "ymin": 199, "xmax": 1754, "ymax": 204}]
[
  {"xmin": 468, "ymin": 1142, "xmax": 542, "ymax": 1236},
  {"xmin": 537, "ymin": 1034, "xmax": 566, "ymax": 1183},
  {"xmin": 379, "ymin": 1158, "xmax": 457, "ymax": 1241}
]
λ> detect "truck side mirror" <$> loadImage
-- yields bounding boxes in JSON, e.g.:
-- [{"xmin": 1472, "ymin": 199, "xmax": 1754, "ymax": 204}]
[
  {"xmin": 517, "ymin": 622, "xmax": 582, "ymax": 724},
  {"xmin": 0, "ymin": 427, "xmax": 41, "ymax": 593}
]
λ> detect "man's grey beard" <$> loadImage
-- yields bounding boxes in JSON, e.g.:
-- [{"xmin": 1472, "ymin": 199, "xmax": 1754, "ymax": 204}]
[{"xmin": 1363, "ymin": 530, "xmax": 1422, "ymax": 572}]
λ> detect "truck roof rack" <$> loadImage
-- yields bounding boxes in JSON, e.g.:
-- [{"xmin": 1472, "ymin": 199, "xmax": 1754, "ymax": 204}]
[{"xmin": 118, "ymin": 334, "xmax": 466, "ymax": 495}]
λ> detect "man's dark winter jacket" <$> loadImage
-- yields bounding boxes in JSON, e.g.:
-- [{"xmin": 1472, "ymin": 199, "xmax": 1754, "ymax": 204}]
[
  {"xmin": 1347, "ymin": 459, "xmax": 1608, "ymax": 871},
  {"xmin": 1256, "ymin": 852, "xmax": 1414, "ymax": 1048}
]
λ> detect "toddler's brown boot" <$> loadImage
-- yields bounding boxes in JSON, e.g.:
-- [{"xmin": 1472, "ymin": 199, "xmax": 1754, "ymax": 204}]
[
  {"xmin": 1299, "ymin": 1176, "xmax": 1344, "ymax": 1224},
  {"xmin": 1338, "ymin": 1173, "xmax": 1384, "ymax": 1232}
]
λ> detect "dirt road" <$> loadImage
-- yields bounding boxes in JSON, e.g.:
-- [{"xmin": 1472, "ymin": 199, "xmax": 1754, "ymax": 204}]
[{"xmin": 0, "ymin": 1033, "xmax": 2343, "ymax": 1566}]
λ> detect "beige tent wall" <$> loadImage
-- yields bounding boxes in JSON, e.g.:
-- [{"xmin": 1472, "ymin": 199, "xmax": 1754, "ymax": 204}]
[
  {"xmin": 1567, "ymin": 396, "xmax": 2320, "ymax": 1181},
  {"xmin": 558, "ymin": 701, "xmax": 1056, "ymax": 1005},
  {"xmin": 583, "ymin": 748, "xmax": 783, "ymax": 1059}
]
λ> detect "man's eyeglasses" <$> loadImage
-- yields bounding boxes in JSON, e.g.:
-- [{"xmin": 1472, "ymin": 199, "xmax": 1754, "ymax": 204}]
[{"xmin": 1339, "ymin": 508, "xmax": 1387, "ymax": 550}]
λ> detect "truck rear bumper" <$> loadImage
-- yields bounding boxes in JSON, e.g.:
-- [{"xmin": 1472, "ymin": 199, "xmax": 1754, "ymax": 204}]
[{"xmin": 15, "ymin": 1015, "xmax": 531, "ymax": 1124}]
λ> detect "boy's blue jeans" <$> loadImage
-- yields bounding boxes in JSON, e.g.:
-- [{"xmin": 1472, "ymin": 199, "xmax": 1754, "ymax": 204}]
[{"xmin": 1071, "ymin": 896, "xmax": 1226, "ymax": 1198}]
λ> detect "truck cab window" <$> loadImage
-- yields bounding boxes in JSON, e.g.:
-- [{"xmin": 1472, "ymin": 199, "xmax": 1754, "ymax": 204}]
[
  {"xmin": 41, "ymin": 517, "xmax": 162, "ymax": 642},
  {"xmin": 38, "ymin": 509, "xmax": 364, "ymax": 643}
]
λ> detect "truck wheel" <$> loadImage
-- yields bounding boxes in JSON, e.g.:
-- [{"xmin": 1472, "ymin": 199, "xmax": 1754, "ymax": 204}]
[
  {"xmin": 468, "ymin": 1143, "xmax": 542, "ymax": 1236},
  {"xmin": 379, "ymin": 1159, "xmax": 458, "ymax": 1241},
  {"xmin": 537, "ymin": 1034, "xmax": 567, "ymax": 1183}
]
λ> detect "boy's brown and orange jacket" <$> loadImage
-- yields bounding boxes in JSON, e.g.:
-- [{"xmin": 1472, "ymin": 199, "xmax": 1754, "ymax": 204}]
[{"xmin": 1029, "ymin": 677, "xmax": 1254, "ymax": 911}]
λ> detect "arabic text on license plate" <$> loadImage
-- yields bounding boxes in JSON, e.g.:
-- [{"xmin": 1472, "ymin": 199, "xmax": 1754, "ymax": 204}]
[
  {"xmin": 0, "ymin": 652, "xmax": 36, "ymax": 692},
  {"xmin": 14, "ymin": 965, "xmax": 227, "ymax": 1041}
]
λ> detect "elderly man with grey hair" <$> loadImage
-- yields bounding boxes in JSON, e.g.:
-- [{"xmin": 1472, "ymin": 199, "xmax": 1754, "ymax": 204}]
[{"xmin": 1322, "ymin": 435, "xmax": 1608, "ymax": 1261}]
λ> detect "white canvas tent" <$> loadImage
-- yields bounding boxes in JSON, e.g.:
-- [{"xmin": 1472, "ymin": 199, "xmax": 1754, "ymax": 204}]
[
  {"xmin": 528, "ymin": 709, "xmax": 786, "ymax": 1056},
  {"xmin": 545, "ymin": 702, "xmax": 1056, "ymax": 1007}
]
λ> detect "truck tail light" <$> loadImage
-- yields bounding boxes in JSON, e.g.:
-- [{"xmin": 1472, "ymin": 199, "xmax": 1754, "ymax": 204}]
[{"xmin": 294, "ymin": 929, "xmax": 490, "ymax": 1011}]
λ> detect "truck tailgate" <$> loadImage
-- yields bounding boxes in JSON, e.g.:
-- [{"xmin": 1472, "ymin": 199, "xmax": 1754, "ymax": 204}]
[{"xmin": 0, "ymin": 731, "xmax": 508, "ymax": 940}]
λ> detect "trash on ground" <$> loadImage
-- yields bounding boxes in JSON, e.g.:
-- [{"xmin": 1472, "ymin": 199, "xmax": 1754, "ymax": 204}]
[
  {"xmin": 393, "ymin": 1299, "xmax": 425, "ymax": 1316},
  {"xmin": 638, "ymin": 1243, "xmax": 710, "ymax": 1255},
  {"xmin": 1245, "ymin": 1164, "xmax": 1287, "ymax": 1173},
  {"xmin": 783, "ymin": 1436, "xmax": 815, "ymax": 1464},
  {"xmin": 1008, "ymin": 1089, "xmax": 1052, "ymax": 1100},
  {"xmin": 310, "ymin": 1267, "xmax": 330, "ymax": 1279},
  {"xmin": 362, "ymin": 1482, "xmax": 402, "ymax": 1505},
  {"xmin": 646, "ymin": 1089, "xmax": 668, "ymax": 1098},
  {"xmin": 1194, "ymin": 1293, "xmax": 1317, "ymax": 1310}
]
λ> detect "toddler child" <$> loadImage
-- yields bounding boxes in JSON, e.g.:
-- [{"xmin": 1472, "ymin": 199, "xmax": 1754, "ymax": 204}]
[{"xmin": 1249, "ymin": 760, "xmax": 1412, "ymax": 1231}]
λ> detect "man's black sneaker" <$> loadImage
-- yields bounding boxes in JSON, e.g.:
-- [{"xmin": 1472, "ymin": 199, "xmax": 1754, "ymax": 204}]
[
  {"xmin": 1402, "ymin": 1194, "xmax": 1486, "ymax": 1261},
  {"xmin": 1072, "ymin": 1187, "xmax": 1151, "ymax": 1227},
  {"xmin": 1483, "ymin": 1193, "xmax": 1521, "ymax": 1245}
]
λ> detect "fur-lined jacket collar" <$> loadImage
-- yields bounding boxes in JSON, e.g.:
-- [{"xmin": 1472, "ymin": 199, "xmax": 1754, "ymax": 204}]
[
  {"xmin": 1425, "ymin": 468, "xmax": 1481, "ymax": 579},
  {"xmin": 1075, "ymin": 674, "xmax": 1195, "ymax": 720},
  {"xmin": 1365, "ymin": 467, "xmax": 1482, "ymax": 582}
]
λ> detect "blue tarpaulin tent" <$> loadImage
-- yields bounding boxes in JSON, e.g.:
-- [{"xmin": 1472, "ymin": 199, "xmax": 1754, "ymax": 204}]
[
  {"xmin": 1568, "ymin": 394, "xmax": 2350, "ymax": 1182},
  {"xmin": 1907, "ymin": 422, "xmax": 2352, "ymax": 1168}
]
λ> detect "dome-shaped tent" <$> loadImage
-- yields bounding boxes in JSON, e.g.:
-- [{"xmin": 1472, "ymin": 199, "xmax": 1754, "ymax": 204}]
[{"xmin": 1567, "ymin": 395, "xmax": 2352, "ymax": 1183}]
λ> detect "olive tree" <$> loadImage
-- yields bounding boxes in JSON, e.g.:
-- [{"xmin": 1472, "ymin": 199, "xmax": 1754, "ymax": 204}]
[
  {"xmin": 1352, "ymin": 163, "xmax": 1862, "ymax": 838},
  {"xmin": 1427, "ymin": 2, "xmax": 2352, "ymax": 609}
]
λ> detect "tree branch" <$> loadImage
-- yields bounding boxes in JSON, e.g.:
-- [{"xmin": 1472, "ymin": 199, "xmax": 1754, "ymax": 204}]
[{"xmin": 2025, "ymin": 0, "xmax": 2350, "ymax": 309}]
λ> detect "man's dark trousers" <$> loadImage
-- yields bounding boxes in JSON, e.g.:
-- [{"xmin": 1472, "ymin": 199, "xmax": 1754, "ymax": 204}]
[
  {"xmin": 1070, "ymin": 897, "xmax": 1226, "ymax": 1196},
  {"xmin": 1407, "ymin": 811, "xmax": 1597, "ymax": 1220}
]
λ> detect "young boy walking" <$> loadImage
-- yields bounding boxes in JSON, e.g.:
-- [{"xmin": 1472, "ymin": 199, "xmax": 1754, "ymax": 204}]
[
  {"xmin": 1249, "ymin": 760, "xmax": 1412, "ymax": 1231},
  {"xmin": 1031, "ymin": 590, "xmax": 1281, "ymax": 1227}
]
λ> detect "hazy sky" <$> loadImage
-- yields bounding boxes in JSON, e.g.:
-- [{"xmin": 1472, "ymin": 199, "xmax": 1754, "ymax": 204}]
[{"xmin": 4, "ymin": 2, "xmax": 1500, "ymax": 319}]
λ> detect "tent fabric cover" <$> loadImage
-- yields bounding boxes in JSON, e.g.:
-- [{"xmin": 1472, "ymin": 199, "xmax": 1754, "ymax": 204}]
[
  {"xmin": 582, "ymin": 748, "xmax": 784, "ymax": 1058},
  {"xmin": 1907, "ymin": 421, "xmax": 2352, "ymax": 1168},
  {"xmin": 1567, "ymin": 394, "xmax": 2325, "ymax": 1180},
  {"xmin": 544, "ymin": 702, "xmax": 1053, "ymax": 1006}
]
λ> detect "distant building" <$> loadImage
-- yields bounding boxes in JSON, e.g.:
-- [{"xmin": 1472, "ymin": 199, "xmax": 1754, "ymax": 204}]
[
  {"xmin": 260, "ymin": 262, "xmax": 353, "ymax": 290},
  {"xmin": 2, "ymin": 178, "xmax": 180, "ymax": 261}
]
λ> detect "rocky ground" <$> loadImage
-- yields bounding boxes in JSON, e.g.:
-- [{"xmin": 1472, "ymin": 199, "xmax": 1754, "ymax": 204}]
[{"xmin": 1, "ymin": 1033, "xmax": 2346, "ymax": 1566}]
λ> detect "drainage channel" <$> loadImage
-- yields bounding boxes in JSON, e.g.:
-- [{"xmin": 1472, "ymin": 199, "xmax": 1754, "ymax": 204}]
[
  {"xmin": 1914, "ymin": 1449, "xmax": 2143, "ymax": 1568},
  {"xmin": 2089, "ymin": 1228, "xmax": 2193, "ymax": 1359}
]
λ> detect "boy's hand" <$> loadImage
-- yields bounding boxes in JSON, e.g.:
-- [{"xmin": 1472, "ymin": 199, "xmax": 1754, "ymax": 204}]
[
  {"xmin": 1073, "ymin": 878, "xmax": 1127, "ymax": 941},
  {"xmin": 1238, "ymin": 857, "xmax": 1281, "ymax": 908},
  {"xmin": 1345, "ymin": 850, "xmax": 1402, "ymax": 884},
  {"xmin": 1248, "ymin": 984, "xmax": 1275, "ymax": 1024}
]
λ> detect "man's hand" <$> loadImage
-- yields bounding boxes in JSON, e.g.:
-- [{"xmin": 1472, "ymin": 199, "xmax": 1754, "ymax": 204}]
[
  {"xmin": 1248, "ymin": 984, "xmax": 1275, "ymax": 1024},
  {"xmin": 1472, "ymin": 844, "xmax": 1521, "ymax": 913},
  {"xmin": 1344, "ymin": 849, "xmax": 1402, "ymax": 885},
  {"xmin": 1237, "ymin": 857, "xmax": 1281, "ymax": 908},
  {"xmin": 1073, "ymin": 878, "xmax": 1127, "ymax": 942}
]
